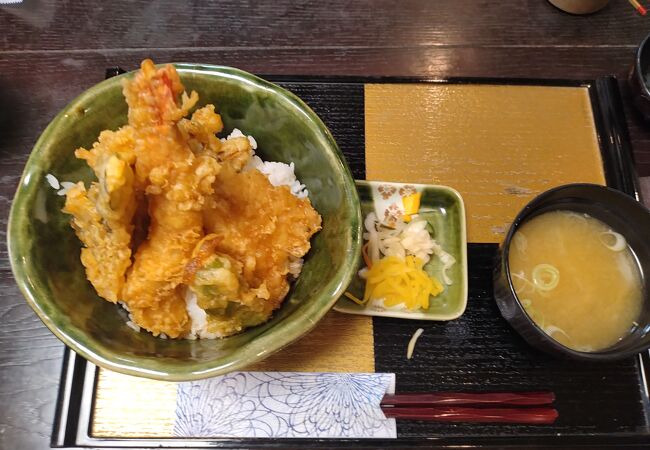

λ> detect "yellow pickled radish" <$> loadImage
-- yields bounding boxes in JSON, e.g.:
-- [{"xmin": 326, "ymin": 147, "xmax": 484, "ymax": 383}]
[{"xmin": 362, "ymin": 255, "xmax": 443, "ymax": 310}]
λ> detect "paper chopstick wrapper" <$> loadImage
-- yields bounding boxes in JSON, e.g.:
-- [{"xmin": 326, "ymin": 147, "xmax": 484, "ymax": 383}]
[{"xmin": 173, "ymin": 372, "xmax": 396, "ymax": 438}]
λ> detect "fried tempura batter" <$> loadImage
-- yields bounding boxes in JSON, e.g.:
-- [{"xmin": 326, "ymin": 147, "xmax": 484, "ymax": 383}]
[
  {"xmin": 121, "ymin": 60, "xmax": 220, "ymax": 338},
  {"xmin": 63, "ymin": 127, "xmax": 137, "ymax": 302},
  {"xmin": 64, "ymin": 59, "xmax": 321, "ymax": 339},
  {"xmin": 202, "ymin": 167, "xmax": 322, "ymax": 312}
]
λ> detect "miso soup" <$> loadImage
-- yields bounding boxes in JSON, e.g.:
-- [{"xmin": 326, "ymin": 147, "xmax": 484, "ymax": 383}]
[{"xmin": 508, "ymin": 210, "xmax": 643, "ymax": 352}]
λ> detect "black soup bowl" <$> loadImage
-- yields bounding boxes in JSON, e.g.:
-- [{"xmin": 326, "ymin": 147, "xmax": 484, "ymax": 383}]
[
  {"xmin": 630, "ymin": 31, "xmax": 650, "ymax": 122},
  {"xmin": 494, "ymin": 184, "xmax": 650, "ymax": 361}
]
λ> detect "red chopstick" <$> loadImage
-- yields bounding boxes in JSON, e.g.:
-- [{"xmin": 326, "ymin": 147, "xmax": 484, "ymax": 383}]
[
  {"xmin": 381, "ymin": 391, "xmax": 555, "ymax": 407},
  {"xmin": 380, "ymin": 392, "xmax": 558, "ymax": 424},
  {"xmin": 382, "ymin": 406, "xmax": 558, "ymax": 424}
]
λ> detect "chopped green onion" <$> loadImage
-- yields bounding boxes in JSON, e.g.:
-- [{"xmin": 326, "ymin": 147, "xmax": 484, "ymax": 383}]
[
  {"xmin": 543, "ymin": 325, "xmax": 570, "ymax": 340},
  {"xmin": 532, "ymin": 264, "xmax": 560, "ymax": 291},
  {"xmin": 511, "ymin": 271, "xmax": 535, "ymax": 294},
  {"xmin": 599, "ymin": 231, "xmax": 627, "ymax": 252}
]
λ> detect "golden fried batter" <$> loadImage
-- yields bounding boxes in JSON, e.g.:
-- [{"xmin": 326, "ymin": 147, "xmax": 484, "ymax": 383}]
[
  {"xmin": 202, "ymin": 167, "xmax": 322, "ymax": 312},
  {"xmin": 63, "ymin": 127, "xmax": 137, "ymax": 302},
  {"xmin": 178, "ymin": 105, "xmax": 252, "ymax": 171},
  {"xmin": 120, "ymin": 60, "xmax": 220, "ymax": 338},
  {"xmin": 178, "ymin": 104, "xmax": 224, "ymax": 157},
  {"xmin": 65, "ymin": 58, "xmax": 321, "ymax": 339}
]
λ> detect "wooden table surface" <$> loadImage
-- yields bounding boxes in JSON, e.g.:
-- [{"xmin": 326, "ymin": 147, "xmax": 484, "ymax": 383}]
[{"xmin": 1, "ymin": 1, "xmax": 650, "ymax": 448}]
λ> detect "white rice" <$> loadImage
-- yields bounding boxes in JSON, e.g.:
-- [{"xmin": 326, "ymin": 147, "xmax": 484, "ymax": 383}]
[
  {"xmin": 126, "ymin": 320, "xmax": 141, "ymax": 332},
  {"xmin": 184, "ymin": 289, "xmax": 219, "ymax": 340},
  {"xmin": 45, "ymin": 173, "xmax": 60, "ymax": 190},
  {"xmin": 119, "ymin": 301, "xmax": 141, "ymax": 333},
  {"xmin": 57, "ymin": 181, "xmax": 77, "ymax": 196},
  {"xmin": 225, "ymin": 128, "xmax": 308, "ymax": 198},
  {"xmin": 46, "ymin": 173, "xmax": 76, "ymax": 196},
  {"xmin": 246, "ymin": 156, "xmax": 308, "ymax": 198},
  {"xmin": 221, "ymin": 128, "xmax": 258, "ymax": 150}
]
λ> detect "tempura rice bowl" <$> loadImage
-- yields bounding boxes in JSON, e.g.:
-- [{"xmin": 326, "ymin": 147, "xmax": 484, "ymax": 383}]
[{"xmin": 8, "ymin": 63, "xmax": 361, "ymax": 380}]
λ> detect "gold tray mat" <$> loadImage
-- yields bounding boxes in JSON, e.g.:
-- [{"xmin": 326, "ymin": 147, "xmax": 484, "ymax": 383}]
[
  {"xmin": 92, "ymin": 82, "xmax": 606, "ymax": 438},
  {"xmin": 92, "ymin": 312, "xmax": 373, "ymax": 437},
  {"xmin": 365, "ymin": 84, "xmax": 605, "ymax": 243}
]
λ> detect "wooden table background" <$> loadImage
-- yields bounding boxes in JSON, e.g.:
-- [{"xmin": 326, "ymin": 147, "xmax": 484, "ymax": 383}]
[{"xmin": 2, "ymin": 1, "xmax": 650, "ymax": 449}]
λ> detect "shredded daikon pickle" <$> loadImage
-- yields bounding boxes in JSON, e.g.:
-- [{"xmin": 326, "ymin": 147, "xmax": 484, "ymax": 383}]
[
  {"xmin": 431, "ymin": 241, "xmax": 456, "ymax": 286},
  {"xmin": 363, "ymin": 212, "xmax": 456, "ymax": 286},
  {"xmin": 364, "ymin": 215, "xmax": 436, "ymax": 264},
  {"xmin": 363, "ymin": 212, "xmax": 381, "ymax": 263},
  {"xmin": 407, "ymin": 328, "xmax": 424, "ymax": 359}
]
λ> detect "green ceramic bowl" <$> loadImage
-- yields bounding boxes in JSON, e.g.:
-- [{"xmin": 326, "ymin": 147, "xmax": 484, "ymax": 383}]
[{"xmin": 8, "ymin": 64, "xmax": 361, "ymax": 381}]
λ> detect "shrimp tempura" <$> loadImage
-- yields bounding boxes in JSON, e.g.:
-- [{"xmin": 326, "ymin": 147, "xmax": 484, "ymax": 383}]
[{"xmin": 120, "ymin": 59, "xmax": 220, "ymax": 338}]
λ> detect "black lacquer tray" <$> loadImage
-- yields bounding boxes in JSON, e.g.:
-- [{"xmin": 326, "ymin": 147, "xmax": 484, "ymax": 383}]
[{"xmin": 52, "ymin": 71, "xmax": 649, "ymax": 449}]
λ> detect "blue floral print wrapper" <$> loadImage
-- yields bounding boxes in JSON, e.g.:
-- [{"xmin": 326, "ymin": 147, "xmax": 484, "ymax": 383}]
[{"xmin": 174, "ymin": 372, "xmax": 397, "ymax": 438}]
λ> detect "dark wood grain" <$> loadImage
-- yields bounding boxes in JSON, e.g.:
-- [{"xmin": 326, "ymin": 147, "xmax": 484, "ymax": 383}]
[
  {"xmin": 0, "ymin": 272, "xmax": 64, "ymax": 450},
  {"xmin": 2, "ymin": 46, "xmax": 650, "ymax": 177},
  {"xmin": 0, "ymin": 0, "xmax": 647, "ymax": 50},
  {"xmin": 2, "ymin": 1, "xmax": 650, "ymax": 448}
]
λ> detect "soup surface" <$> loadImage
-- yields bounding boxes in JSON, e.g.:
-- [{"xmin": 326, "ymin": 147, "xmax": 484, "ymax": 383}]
[{"xmin": 508, "ymin": 210, "xmax": 643, "ymax": 352}]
